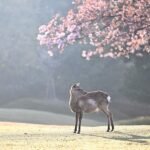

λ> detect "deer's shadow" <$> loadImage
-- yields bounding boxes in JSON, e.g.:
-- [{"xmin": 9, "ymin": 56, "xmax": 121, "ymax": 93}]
[{"xmin": 82, "ymin": 131, "xmax": 150, "ymax": 145}]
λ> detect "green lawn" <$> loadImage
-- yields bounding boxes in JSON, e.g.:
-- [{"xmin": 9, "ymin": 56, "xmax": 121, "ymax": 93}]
[{"xmin": 0, "ymin": 122, "xmax": 149, "ymax": 150}]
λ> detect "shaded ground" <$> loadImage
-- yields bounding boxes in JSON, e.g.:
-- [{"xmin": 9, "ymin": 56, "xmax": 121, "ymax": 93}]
[{"xmin": 0, "ymin": 122, "xmax": 149, "ymax": 150}]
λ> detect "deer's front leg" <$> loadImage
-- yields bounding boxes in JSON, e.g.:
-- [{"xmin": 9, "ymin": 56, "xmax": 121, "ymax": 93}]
[
  {"xmin": 77, "ymin": 112, "xmax": 83, "ymax": 134},
  {"xmin": 74, "ymin": 112, "xmax": 79, "ymax": 133}
]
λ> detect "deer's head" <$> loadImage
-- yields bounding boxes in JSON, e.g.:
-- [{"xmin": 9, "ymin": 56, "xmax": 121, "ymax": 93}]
[{"xmin": 70, "ymin": 83, "xmax": 87, "ymax": 96}]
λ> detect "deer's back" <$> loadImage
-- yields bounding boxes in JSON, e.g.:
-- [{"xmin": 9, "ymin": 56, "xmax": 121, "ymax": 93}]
[
  {"xmin": 84, "ymin": 91, "xmax": 108, "ymax": 100},
  {"xmin": 76, "ymin": 91, "xmax": 110, "ymax": 113}
]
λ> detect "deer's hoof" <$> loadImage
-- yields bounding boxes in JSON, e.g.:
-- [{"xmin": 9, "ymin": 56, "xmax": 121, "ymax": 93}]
[{"xmin": 111, "ymin": 128, "xmax": 114, "ymax": 132}]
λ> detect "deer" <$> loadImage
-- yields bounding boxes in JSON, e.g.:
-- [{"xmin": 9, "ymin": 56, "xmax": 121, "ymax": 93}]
[{"xmin": 69, "ymin": 83, "xmax": 114, "ymax": 134}]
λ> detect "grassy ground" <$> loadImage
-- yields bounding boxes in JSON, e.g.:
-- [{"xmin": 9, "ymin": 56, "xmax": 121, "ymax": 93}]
[{"xmin": 0, "ymin": 122, "xmax": 149, "ymax": 150}]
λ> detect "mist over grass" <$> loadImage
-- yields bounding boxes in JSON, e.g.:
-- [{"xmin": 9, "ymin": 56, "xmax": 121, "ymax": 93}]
[
  {"xmin": 0, "ymin": 108, "xmax": 101, "ymax": 126},
  {"xmin": 117, "ymin": 116, "xmax": 150, "ymax": 125}
]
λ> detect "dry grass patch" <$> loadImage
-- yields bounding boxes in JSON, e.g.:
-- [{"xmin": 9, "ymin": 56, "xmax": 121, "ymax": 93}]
[{"xmin": 0, "ymin": 122, "xmax": 149, "ymax": 150}]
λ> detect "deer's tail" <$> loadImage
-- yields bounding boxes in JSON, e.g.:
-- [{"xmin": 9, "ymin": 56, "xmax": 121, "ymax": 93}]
[{"xmin": 107, "ymin": 96, "xmax": 111, "ymax": 103}]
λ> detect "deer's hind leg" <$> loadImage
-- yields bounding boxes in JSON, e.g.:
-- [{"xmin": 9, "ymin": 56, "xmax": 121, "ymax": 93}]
[
  {"xmin": 109, "ymin": 111, "xmax": 114, "ymax": 131},
  {"xmin": 100, "ymin": 104, "xmax": 113, "ymax": 132},
  {"xmin": 101, "ymin": 105, "xmax": 114, "ymax": 132}
]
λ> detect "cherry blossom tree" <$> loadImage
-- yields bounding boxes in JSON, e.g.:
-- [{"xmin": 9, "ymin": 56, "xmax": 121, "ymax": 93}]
[{"xmin": 37, "ymin": 0, "xmax": 150, "ymax": 59}]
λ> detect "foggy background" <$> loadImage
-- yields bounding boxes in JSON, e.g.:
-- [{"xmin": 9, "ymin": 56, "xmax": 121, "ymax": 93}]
[{"xmin": 0, "ymin": 0, "xmax": 150, "ymax": 125}]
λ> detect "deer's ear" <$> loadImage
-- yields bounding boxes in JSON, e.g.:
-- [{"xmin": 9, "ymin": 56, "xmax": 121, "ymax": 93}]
[{"xmin": 76, "ymin": 83, "xmax": 80, "ymax": 86}]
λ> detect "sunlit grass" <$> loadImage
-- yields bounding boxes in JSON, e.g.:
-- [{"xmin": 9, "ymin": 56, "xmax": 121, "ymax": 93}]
[{"xmin": 0, "ymin": 122, "xmax": 149, "ymax": 150}]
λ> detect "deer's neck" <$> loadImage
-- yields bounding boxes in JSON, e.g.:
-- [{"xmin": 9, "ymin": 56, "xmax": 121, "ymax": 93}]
[
  {"xmin": 69, "ymin": 93, "xmax": 77, "ymax": 104},
  {"xmin": 69, "ymin": 88, "xmax": 87, "ymax": 104}
]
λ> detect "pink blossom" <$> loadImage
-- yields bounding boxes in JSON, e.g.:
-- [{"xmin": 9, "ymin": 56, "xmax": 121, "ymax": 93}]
[
  {"xmin": 56, "ymin": 32, "xmax": 66, "ymax": 38},
  {"xmin": 37, "ymin": 0, "xmax": 150, "ymax": 59},
  {"xmin": 87, "ymin": 51, "xmax": 93, "ymax": 57},
  {"xmin": 67, "ymin": 33, "xmax": 77, "ymax": 42},
  {"xmin": 104, "ymin": 52, "xmax": 114, "ymax": 58},
  {"xmin": 39, "ymin": 25, "xmax": 47, "ymax": 33},
  {"xmin": 136, "ymin": 53, "xmax": 143, "ymax": 57},
  {"xmin": 48, "ymin": 51, "xmax": 54, "ymax": 57},
  {"xmin": 37, "ymin": 34, "xmax": 48, "ymax": 45},
  {"xmin": 82, "ymin": 50, "xmax": 87, "ymax": 58},
  {"xmin": 67, "ymin": 25, "xmax": 77, "ymax": 32},
  {"xmin": 57, "ymin": 39, "xmax": 65, "ymax": 49}
]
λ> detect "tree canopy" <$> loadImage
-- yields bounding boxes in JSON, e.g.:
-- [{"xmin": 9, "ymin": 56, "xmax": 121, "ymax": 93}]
[{"xmin": 37, "ymin": 0, "xmax": 150, "ymax": 60}]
